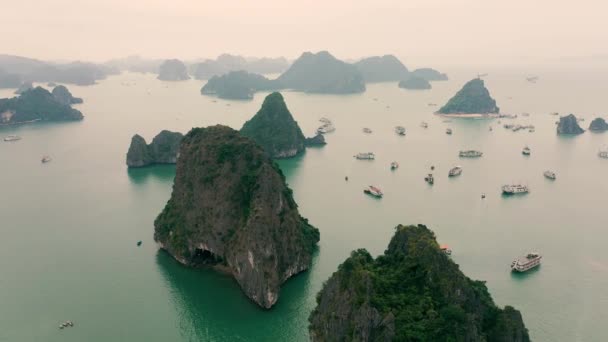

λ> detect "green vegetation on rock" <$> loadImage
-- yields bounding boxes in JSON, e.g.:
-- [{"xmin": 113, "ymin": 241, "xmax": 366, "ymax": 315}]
[
  {"xmin": 0, "ymin": 86, "xmax": 83, "ymax": 125},
  {"xmin": 438, "ymin": 78, "xmax": 499, "ymax": 114},
  {"xmin": 126, "ymin": 130, "xmax": 184, "ymax": 167},
  {"xmin": 309, "ymin": 224, "xmax": 529, "ymax": 342},
  {"xmin": 240, "ymin": 92, "xmax": 306, "ymax": 158},
  {"xmin": 399, "ymin": 76, "xmax": 431, "ymax": 90},
  {"xmin": 201, "ymin": 71, "xmax": 276, "ymax": 100},
  {"xmin": 557, "ymin": 114, "xmax": 584, "ymax": 135},
  {"xmin": 154, "ymin": 125, "xmax": 319, "ymax": 308},
  {"xmin": 277, "ymin": 51, "xmax": 365, "ymax": 94}
]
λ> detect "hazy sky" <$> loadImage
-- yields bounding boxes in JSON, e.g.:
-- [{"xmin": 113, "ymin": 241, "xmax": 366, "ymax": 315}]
[{"xmin": 2, "ymin": 0, "xmax": 607, "ymax": 67}]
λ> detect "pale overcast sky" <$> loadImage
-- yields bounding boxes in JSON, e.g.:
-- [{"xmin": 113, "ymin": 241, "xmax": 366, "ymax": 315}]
[{"xmin": 1, "ymin": 0, "xmax": 606, "ymax": 66}]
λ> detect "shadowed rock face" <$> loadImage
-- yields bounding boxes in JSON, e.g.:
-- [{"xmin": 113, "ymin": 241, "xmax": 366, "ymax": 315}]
[
  {"xmin": 557, "ymin": 114, "xmax": 584, "ymax": 135},
  {"xmin": 309, "ymin": 224, "xmax": 529, "ymax": 342},
  {"xmin": 589, "ymin": 117, "xmax": 608, "ymax": 132},
  {"xmin": 126, "ymin": 130, "xmax": 183, "ymax": 167},
  {"xmin": 277, "ymin": 51, "xmax": 365, "ymax": 94},
  {"xmin": 240, "ymin": 92, "xmax": 306, "ymax": 158},
  {"xmin": 305, "ymin": 134, "xmax": 326, "ymax": 146},
  {"xmin": 52, "ymin": 85, "xmax": 83, "ymax": 105},
  {"xmin": 438, "ymin": 78, "xmax": 499, "ymax": 114},
  {"xmin": 154, "ymin": 125, "xmax": 319, "ymax": 309},
  {"xmin": 157, "ymin": 59, "xmax": 190, "ymax": 81}
]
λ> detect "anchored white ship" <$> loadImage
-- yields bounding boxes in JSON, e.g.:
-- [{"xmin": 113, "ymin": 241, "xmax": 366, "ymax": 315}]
[
  {"xmin": 364, "ymin": 185, "xmax": 383, "ymax": 198},
  {"xmin": 502, "ymin": 184, "xmax": 529, "ymax": 195},
  {"xmin": 41, "ymin": 155, "xmax": 52, "ymax": 163},
  {"xmin": 448, "ymin": 166, "xmax": 462, "ymax": 177},
  {"xmin": 354, "ymin": 152, "xmax": 375, "ymax": 160},
  {"xmin": 446, "ymin": 128, "xmax": 453, "ymax": 135},
  {"xmin": 511, "ymin": 252, "xmax": 542, "ymax": 272},
  {"xmin": 459, "ymin": 150, "xmax": 483, "ymax": 158}
]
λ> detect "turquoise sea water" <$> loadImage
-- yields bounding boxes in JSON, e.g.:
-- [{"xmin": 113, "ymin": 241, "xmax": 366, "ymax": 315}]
[{"xmin": 1, "ymin": 68, "xmax": 607, "ymax": 341}]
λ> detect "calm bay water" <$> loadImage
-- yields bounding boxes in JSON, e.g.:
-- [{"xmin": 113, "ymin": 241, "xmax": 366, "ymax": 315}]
[{"xmin": 1, "ymin": 68, "xmax": 607, "ymax": 341}]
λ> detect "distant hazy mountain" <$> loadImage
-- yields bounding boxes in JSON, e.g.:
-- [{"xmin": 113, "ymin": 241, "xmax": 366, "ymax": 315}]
[
  {"xmin": 157, "ymin": 59, "xmax": 190, "ymax": 81},
  {"xmin": 104, "ymin": 55, "xmax": 163, "ymax": 74},
  {"xmin": 354, "ymin": 55, "xmax": 409, "ymax": 82},
  {"xmin": 191, "ymin": 54, "xmax": 289, "ymax": 80},
  {"xmin": 0, "ymin": 55, "xmax": 117, "ymax": 87},
  {"xmin": 410, "ymin": 68, "xmax": 448, "ymax": 81},
  {"xmin": 276, "ymin": 51, "xmax": 365, "ymax": 94}
]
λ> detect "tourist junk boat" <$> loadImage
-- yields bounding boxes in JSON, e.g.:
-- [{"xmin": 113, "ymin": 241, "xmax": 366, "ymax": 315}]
[
  {"xmin": 41, "ymin": 155, "xmax": 52, "ymax": 163},
  {"xmin": 522, "ymin": 146, "xmax": 531, "ymax": 156},
  {"xmin": 446, "ymin": 128, "xmax": 453, "ymax": 135},
  {"xmin": 354, "ymin": 152, "xmax": 375, "ymax": 160},
  {"xmin": 459, "ymin": 150, "xmax": 483, "ymax": 158},
  {"xmin": 544, "ymin": 170, "xmax": 556, "ymax": 180},
  {"xmin": 424, "ymin": 173, "xmax": 434, "ymax": 185},
  {"xmin": 390, "ymin": 161, "xmax": 399, "ymax": 170},
  {"xmin": 502, "ymin": 184, "xmax": 529, "ymax": 195},
  {"xmin": 3, "ymin": 135, "xmax": 21, "ymax": 142},
  {"xmin": 364, "ymin": 185, "xmax": 383, "ymax": 198},
  {"xmin": 511, "ymin": 252, "xmax": 542, "ymax": 272},
  {"xmin": 363, "ymin": 127, "xmax": 372, "ymax": 134},
  {"xmin": 394, "ymin": 126, "xmax": 406, "ymax": 136},
  {"xmin": 448, "ymin": 166, "xmax": 463, "ymax": 177}
]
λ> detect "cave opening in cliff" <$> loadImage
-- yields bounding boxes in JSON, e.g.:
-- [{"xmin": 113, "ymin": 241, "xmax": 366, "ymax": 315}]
[{"xmin": 191, "ymin": 248, "xmax": 224, "ymax": 266}]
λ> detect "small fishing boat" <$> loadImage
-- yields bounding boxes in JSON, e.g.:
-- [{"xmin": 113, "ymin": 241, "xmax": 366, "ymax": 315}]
[
  {"xmin": 363, "ymin": 127, "xmax": 372, "ymax": 134},
  {"xmin": 424, "ymin": 173, "xmax": 434, "ymax": 185},
  {"xmin": 522, "ymin": 146, "xmax": 531, "ymax": 156},
  {"xmin": 137, "ymin": 240, "xmax": 143, "ymax": 246},
  {"xmin": 446, "ymin": 128, "xmax": 453, "ymax": 135},
  {"xmin": 502, "ymin": 184, "xmax": 529, "ymax": 195},
  {"xmin": 354, "ymin": 152, "xmax": 375, "ymax": 160},
  {"xmin": 364, "ymin": 185, "xmax": 383, "ymax": 198},
  {"xmin": 544, "ymin": 171, "xmax": 556, "ymax": 180},
  {"xmin": 420, "ymin": 122, "xmax": 428, "ymax": 128},
  {"xmin": 459, "ymin": 150, "xmax": 483, "ymax": 158},
  {"xmin": 390, "ymin": 161, "xmax": 399, "ymax": 170},
  {"xmin": 41, "ymin": 155, "xmax": 52, "ymax": 163},
  {"xmin": 599, "ymin": 149, "xmax": 608, "ymax": 159}
]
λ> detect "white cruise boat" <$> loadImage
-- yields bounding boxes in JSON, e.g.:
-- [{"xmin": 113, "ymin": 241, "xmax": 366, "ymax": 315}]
[
  {"xmin": 3, "ymin": 135, "xmax": 21, "ymax": 142},
  {"xmin": 390, "ymin": 161, "xmax": 399, "ymax": 170},
  {"xmin": 544, "ymin": 171, "xmax": 556, "ymax": 180},
  {"xmin": 394, "ymin": 126, "xmax": 406, "ymax": 136},
  {"xmin": 364, "ymin": 185, "xmax": 383, "ymax": 198},
  {"xmin": 446, "ymin": 128, "xmax": 453, "ymax": 135},
  {"xmin": 522, "ymin": 146, "xmax": 531, "ymax": 155},
  {"xmin": 448, "ymin": 166, "xmax": 462, "ymax": 177},
  {"xmin": 502, "ymin": 184, "xmax": 529, "ymax": 195},
  {"xmin": 459, "ymin": 150, "xmax": 483, "ymax": 158},
  {"xmin": 354, "ymin": 152, "xmax": 375, "ymax": 160},
  {"xmin": 511, "ymin": 252, "xmax": 542, "ymax": 272}
]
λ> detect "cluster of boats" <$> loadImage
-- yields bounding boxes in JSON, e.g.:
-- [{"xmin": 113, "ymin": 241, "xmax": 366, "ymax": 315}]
[
  {"xmin": 316, "ymin": 118, "xmax": 335, "ymax": 134},
  {"xmin": 504, "ymin": 124, "xmax": 535, "ymax": 133}
]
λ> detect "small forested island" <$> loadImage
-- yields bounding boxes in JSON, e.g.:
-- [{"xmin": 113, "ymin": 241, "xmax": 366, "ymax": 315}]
[
  {"xmin": 309, "ymin": 224, "xmax": 529, "ymax": 342},
  {"xmin": 157, "ymin": 59, "xmax": 190, "ymax": 81},
  {"xmin": 398, "ymin": 76, "xmax": 431, "ymax": 90},
  {"xmin": 126, "ymin": 130, "xmax": 184, "ymax": 167},
  {"xmin": 191, "ymin": 54, "xmax": 289, "ymax": 80},
  {"xmin": 305, "ymin": 133, "xmax": 326, "ymax": 147},
  {"xmin": 52, "ymin": 85, "xmax": 83, "ymax": 105},
  {"xmin": 200, "ymin": 71, "xmax": 276, "ymax": 100},
  {"xmin": 589, "ymin": 117, "xmax": 608, "ymax": 132},
  {"xmin": 0, "ymin": 87, "xmax": 83, "ymax": 125},
  {"xmin": 154, "ymin": 125, "xmax": 319, "ymax": 308},
  {"xmin": 410, "ymin": 68, "xmax": 448, "ymax": 81},
  {"xmin": 557, "ymin": 114, "xmax": 584, "ymax": 135},
  {"xmin": 240, "ymin": 92, "xmax": 306, "ymax": 158},
  {"xmin": 354, "ymin": 55, "xmax": 409, "ymax": 82},
  {"xmin": 276, "ymin": 51, "xmax": 365, "ymax": 94},
  {"xmin": 438, "ymin": 78, "xmax": 499, "ymax": 115}
]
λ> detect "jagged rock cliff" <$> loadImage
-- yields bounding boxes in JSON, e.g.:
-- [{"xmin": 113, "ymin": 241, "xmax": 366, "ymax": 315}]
[
  {"xmin": 154, "ymin": 125, "xmax": 319, "ymax": 308},
  {"xmin": 354, "ymin": 55, "xmax": 409, "ymax": 82},
  {"xmin": 276, "ymin": 51, "xmax": 365, "ymax": 94},
  {"xmin": 310, "ymin": 224, "xmax": 529, "ymax": 342},
  {"xmin": 240, "ymin": 92, "xmax": 306, "ymax": 158},
  {"xmin": 126, "ymin": 130, "xmax": 183, "ymax": 167},
  {"xmin": 589, "ymin": 117, "xmax": 608, "ymax": 132},
  {"xmin": 157, "ymin": 59, "xmax": 190, "ymax": 81},
  {"xmin": 0, "ymin": 86, "xmax": 83, "ymax": 125},
  {"xmin": 398, "ymin": 76, "xmax": 431, "ymax": 90},
  {"xmin": 52, "ymin": 85, "xmax": 83, "ymax": 105},
  {"xmin": 438, "ymin": 78, "xmax": 499, "ymax": 114},
  {"xmin": 200, "ymin": 70, "xmax": 276, "ymax": 100},
  {"xmin": 557, "ymin": 114, "xmax": 584, "ymax": 135}
]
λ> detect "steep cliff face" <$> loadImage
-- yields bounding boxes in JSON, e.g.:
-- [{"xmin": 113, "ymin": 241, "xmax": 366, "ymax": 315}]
[
  {"xmin": 354, "ymin": 55, "xmax": 409, "ymax": 82},
  {"xmin": 126, "ymin": 130, "xmax": 183, "ymax": 167},
  {"xmin": 438, "ymin": 78, "xmax": 499, "ymax": 114},
  {"xmin": 557, "ymin": 114, "xmax": 584, "ymax": 135},
  {"xmin": 154, "ymin": 125, "xmax": 319, "ymax": 308},
  {"xmin": 310, "ymin": 224, "xmax": 529, "ymax": 342},
  {"xmin": 589, "ymin": 117, "xmax": 608, "ymax": 132},
  {"xmin": 277, "ymin": 51, "xmax": 365, "ymax": 94},
  {"xmin": 240, "ymin": 92, "xmax": 306, "ymax": 158},
  {"xmin": 0, "ymin": 86, "xmax": 83, "ymax": 125},
  {"xmin": 52, "ymin": 85, "xmax": 83, "ymax": 105},
  {"xmin": 157, "ymin": 59, "xmax": 190, "ymax": 81}
]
